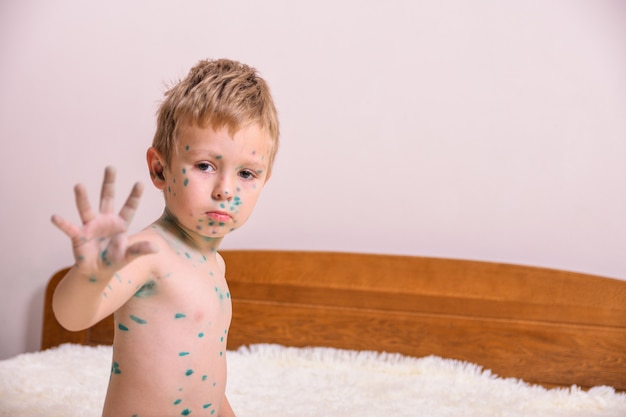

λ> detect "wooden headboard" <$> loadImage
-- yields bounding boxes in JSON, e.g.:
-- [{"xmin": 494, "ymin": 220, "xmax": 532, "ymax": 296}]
[{"xmin": 42, "ymin": 250, "xmax": 626, "ymax": 391}]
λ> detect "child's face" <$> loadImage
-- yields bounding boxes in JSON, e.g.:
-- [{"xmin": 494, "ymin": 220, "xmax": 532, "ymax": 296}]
[{"xmin": 154, "ymin": 122, "xmax": 272, "ymax": 241}]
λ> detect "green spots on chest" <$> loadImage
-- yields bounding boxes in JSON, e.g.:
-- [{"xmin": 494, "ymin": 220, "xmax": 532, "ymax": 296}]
[
  {"xmin": 181, "ymin": 409, "xmax": 191, "ymax": 416},
  {"xmin": 179, "ymin": 351, "xmax": 190, "ymax": 357},
  {"xmin": 130, "ymin": 315, "xmax": 147, "ymax": 325},
  {"xmin": 175, "ymin": 313, "xmax": 187, "ymax": 319},
  {"xmin": 185, "ymin": 369, "xmax": 194, "ymax": 376},
  {"xmin": 134, "ymin": 280, "xmax": 157, "ymax": 298},
  {"xmin": 118, "ymin": 323, "xmax": 129, "ymax": 331}
]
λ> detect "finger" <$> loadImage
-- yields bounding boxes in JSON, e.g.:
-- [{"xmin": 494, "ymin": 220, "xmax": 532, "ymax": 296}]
[
  {"xmin": 74, "ymin": 184, "xmax": 96, "ymax": 225},
  {"xmin": 125, "ymin": 241, "xmax": 159, "ymax": 262},
  {"xmin": 118, "ymin": 182, "xmax": 144, "ymax": 224},
  {"xmin": 51, "ymin": 214, "xmax": 82, "ymax": 240},
  {"xmin": 99, "ymin": 166, "xmax": 116, "ymax": 214}
]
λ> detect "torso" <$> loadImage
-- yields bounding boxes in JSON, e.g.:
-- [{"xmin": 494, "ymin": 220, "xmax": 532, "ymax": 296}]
[{"xmin": 102, "ymin": 224, "xmax": 232, "ymax": 417}]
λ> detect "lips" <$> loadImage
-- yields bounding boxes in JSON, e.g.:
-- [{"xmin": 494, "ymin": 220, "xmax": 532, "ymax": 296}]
[{"xmin": 206, "ymin": 211, "xmax": 232, "ymax": 222}]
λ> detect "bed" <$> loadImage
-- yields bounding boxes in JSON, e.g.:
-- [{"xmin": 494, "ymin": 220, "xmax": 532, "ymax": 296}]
[{"xmin": 2, "ymin": 250, "xmax": 626, "ymax": 416}]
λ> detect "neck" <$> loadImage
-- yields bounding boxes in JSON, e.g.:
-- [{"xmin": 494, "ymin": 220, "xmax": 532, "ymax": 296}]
[{"xmin": 157, "ymin": 209, "xmax": 223, "ymax": 255}]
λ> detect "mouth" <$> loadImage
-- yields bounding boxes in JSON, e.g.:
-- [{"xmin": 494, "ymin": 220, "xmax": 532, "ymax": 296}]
[{"xmin": 206, "ymin": 211, "xmax": 232, "ymax": 222}]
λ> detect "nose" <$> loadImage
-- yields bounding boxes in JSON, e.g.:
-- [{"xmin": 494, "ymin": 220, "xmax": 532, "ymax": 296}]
[{"xmin": 212, "ymin": 176, "xmax": 233, "ymax": 201}]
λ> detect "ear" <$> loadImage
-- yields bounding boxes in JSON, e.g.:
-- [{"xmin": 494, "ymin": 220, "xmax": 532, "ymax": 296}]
[{"xmin": 146, "ymin": 147, "xmax": 167, "ymax": 190}]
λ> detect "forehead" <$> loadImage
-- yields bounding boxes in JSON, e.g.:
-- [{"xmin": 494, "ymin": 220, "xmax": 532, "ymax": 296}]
[{"xmin": 177, "ymin": 122, "xmax": 273, "ymax": 156}]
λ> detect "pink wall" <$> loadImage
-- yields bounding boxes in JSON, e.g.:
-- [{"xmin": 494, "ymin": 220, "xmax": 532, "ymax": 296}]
[{"xmin": 1, "ymin": 0, "xmax": 625, "ymax": 359}]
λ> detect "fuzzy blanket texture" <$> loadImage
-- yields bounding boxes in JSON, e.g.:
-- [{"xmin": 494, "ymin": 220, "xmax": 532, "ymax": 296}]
[{"xmin": 0, "ymin": 343, "xmax": 625, "ymax": 417}]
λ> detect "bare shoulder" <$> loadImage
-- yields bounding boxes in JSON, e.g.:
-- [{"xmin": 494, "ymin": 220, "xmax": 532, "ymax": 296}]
[
  {"xmin": 123, "ymin": 226, "xmax": 172, "ymax": 278},
  {"xmin": 216, "ymin": 251, "xmax": 226, "ymax": 275}
]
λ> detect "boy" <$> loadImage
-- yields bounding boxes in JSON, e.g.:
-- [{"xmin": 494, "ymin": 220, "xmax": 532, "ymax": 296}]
[{"xmin": 51, "ymin": 59, "xmax": 279, "ymax": 417}]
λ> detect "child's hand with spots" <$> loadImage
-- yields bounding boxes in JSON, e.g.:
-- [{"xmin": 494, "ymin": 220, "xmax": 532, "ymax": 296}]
[{"xmin": 51, "ymin": 166, "xmax": 158, "ymax": 279}]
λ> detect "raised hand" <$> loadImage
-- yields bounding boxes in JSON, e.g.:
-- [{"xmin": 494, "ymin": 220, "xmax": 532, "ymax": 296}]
[{"xmin": 51, "ymin": 166, "xmax": 157, "ymax": 278}]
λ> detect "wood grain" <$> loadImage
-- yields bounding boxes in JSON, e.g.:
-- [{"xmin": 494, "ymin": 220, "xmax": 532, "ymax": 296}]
[{"xmin": 41, "ymin": 250, "xmax": 626, "ymax": 391}]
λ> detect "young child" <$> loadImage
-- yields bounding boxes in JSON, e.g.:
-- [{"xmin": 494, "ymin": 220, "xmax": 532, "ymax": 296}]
[{"xmin": 51, "ymin": 59, "xmax": 279, "ymax": 417}]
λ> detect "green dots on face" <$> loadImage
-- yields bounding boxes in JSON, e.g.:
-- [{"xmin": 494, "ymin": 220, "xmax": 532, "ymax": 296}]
[
  {"xmin": 175, "ymin": 313, "xmax": 186, "ymax": 319},
  {"xmin": 198, "ymin": 332, "xmax": 204, "ymax": 338},
  {"xmin": 174, "ymin": 399, "xmax": 182, "ymax": 405},
  {"xmin": 181, "ymin": 409, "xmax": 191, "ymax": 416},
  {"xmin": 183, "ymin": 178, "xmax": 189, "ymax": 187},
  {"xmin": 185, "ymin": 369, "xmax": 194, "ymax": 376},
  {"xmin": 179, "ymin": 352, "xmax": 190, "ymax": 357}
]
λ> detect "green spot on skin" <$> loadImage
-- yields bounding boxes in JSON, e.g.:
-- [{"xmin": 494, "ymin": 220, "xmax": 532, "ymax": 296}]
[
  {"xmin": 174, "ymin": 399, "xmax": 182, "ymax": 405},
  {"xmin": 185, "ymin": 145, "xmax": 190, "ymax": 151},
  {"xmin": 198, "ymin": 332, "xmax": 204, "ymax": 338},
  {"xmin": 114, "ymin": 273, "xmax": 122, "ymax": 283},
  {"xmin": 100, "ymin": 249, "xmax": 111, "ymax": 266},
  {"xmin": 185, "ymin": 369, "xmax": 194, "ymax": 376},
  {"xmin": 175, "ymin": 313, "xmax": 186, "ymax": 319},
  {"xmin": 134, "ymin": 280, "xmax": 156, "ymax": 298},
  {"xmin": 216, "ymin": 155, "xmax": 222, "ymax": 159},
  {"xmin": 130, "ymin": 315, "xmax": 147, "ymax": 324},
  {"xmin": 179, "ymin": 352, "xmax": 190, "ymax": 357},
  {"xmin": 118, "ymin": 324, "xmax": 129, "ymax": 331},
  {"xmin": 203, "ymin": 404, "xmax": 212, "ymax": 409},
  {"xmin": 111, "ymin": 362, "xmax": 121, "ymax": 374},
  {"xmin": 89, "ymin": 276, "xmax": 97, "ymax": 283},
  {"xmin": 183, "ymin": 178, "xmax": 189, "ymax": 187},
  {"xmin": 182, "ymin": 409, "xmax": 191, "ymax": 416},
  {"xmin": 182, "ymin": 168, "xmax": 187, "ymax": 174},
  {"xmin": 202, "ymin": 375, "xmax": 208, "ymax": 381}
]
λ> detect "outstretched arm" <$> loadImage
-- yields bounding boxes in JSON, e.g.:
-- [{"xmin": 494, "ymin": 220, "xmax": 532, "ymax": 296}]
[{"xmin": 51, "ymin": 166, "xmax": 157, "ymax": 331}]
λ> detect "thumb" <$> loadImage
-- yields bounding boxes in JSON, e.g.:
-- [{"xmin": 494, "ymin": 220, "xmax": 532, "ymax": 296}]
[{"xmin": 124, "ymin": 241, "xmax": 159, "ymax": 262}]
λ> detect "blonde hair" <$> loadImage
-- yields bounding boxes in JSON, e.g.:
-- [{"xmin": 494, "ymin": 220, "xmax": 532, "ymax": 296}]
[{"xmin": 152, "ymin": 59, "xmax": 279, "ymax": 172}]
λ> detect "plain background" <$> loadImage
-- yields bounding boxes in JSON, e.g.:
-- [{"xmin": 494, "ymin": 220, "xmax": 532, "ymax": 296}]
[{"xmin": 1, "ymin": 0, "xmax": 625, "ymax": 359}]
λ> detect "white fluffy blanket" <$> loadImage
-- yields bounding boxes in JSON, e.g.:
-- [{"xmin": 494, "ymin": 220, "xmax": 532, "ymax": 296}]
[{"xmin": 1, "ymin": 344, "xmax": 625, "ymax": 417}]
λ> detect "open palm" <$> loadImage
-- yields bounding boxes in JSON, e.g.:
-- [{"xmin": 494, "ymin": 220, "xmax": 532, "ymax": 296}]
[{"xmin": 51, "ymin": 167, "xmax": 156, "ymax": 277}]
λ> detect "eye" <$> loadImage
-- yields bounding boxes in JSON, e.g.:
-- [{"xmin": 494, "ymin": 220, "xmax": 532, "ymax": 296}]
[
  {"xmin": 238, "ymin": 169, "xmax": 256, "ymax": 180},
  {"xmin": 196, "ymin": 162, "xmax": 216, "ymax": 173}
]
